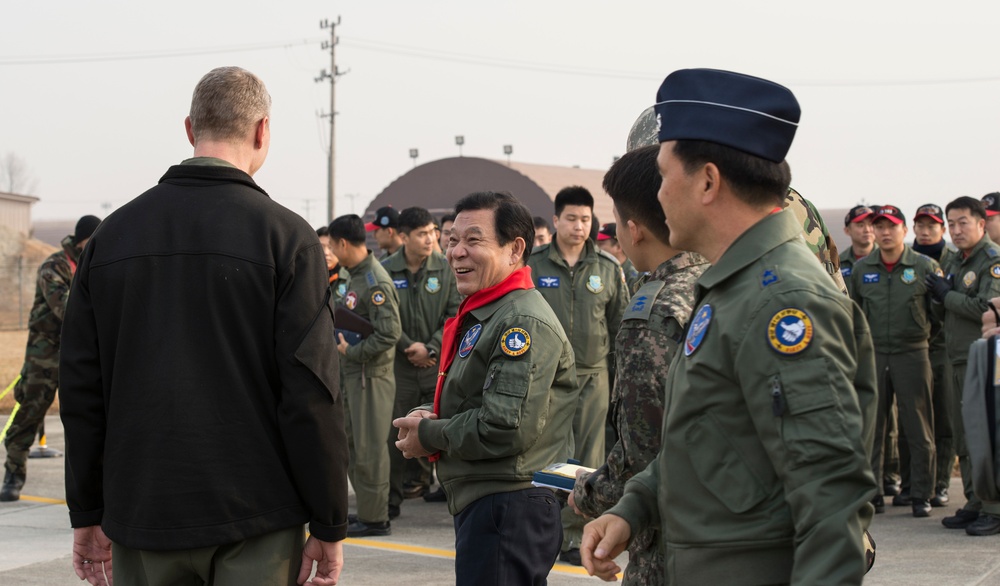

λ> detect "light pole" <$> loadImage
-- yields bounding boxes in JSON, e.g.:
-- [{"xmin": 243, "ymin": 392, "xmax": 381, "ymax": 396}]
[
  {"xmin": 503, "ymin": 145, "xmax": 513, "ymax": 166},
  {"xmin": 409, "ymin": 148, "xmax": 419, "ymax": 168},
  {"xmin": 455, "ymin": 135, "xmax": 465, "ymax": 157}
]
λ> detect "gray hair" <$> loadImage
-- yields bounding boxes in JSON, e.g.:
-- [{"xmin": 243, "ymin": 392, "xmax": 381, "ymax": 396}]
[{"xmin": 189, "ymin": 66, "xmax": 271, "ymax": 142}]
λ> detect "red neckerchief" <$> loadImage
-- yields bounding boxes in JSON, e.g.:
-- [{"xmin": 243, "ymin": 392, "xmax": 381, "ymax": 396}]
[{"xmin": 428, "ymin": 265, "xmax": 534, "ymax": 461}]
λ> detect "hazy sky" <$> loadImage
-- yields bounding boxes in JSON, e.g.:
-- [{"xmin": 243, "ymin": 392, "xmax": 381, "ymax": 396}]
[{"xmin": 2, "ymin": 1, "xmax": 998, "ymax": 228}]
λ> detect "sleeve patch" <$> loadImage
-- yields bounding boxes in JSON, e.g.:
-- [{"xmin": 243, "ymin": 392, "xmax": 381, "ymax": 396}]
[
  {"xmin": 767, "ymin": 308, "xmax": 813, "ymax": 355},
  {"xmin": 501, "ymin": 327, "xmax": 531, "ymax": 357},
  {"xmin": 371, "ymin": 290, "xmax": 386, "ymax": 305}
]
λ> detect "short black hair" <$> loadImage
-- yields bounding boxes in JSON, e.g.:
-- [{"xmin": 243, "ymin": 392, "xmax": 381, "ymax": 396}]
[
  {"xmin": 440, "ymin": 212, "xmax": 456, "ymax": 225},
  {"xmin": 603, "ymin": 145, "xmax": 671, "ymax": 246},
  {"xmin": 316, "ymin": 226, "xmax": 329, "ymax": 238},
  {"xmin": 946, "ymin": 196, "xmax": 987, "ymax": 221},
  {"xmin": 398, "ymin": 206, "xmax": 436, "ymax": 235},
  {"xmin": 532, "ymin": 216, "xmax": 551, "ymax": 233},
  {"xmin": 672, "ymin": 140, "xmax": 791, "ymax": 208},
  {"xmin": 554, "ymin": 186, "xmax": 594, "ymax": 217},
  {"xmin": 453, "ymin": 191, "xmax": 534, "ymax": 264},
  {"xmin": 327, "ymin": 214, "xmax": 367, "ymax": 245}
]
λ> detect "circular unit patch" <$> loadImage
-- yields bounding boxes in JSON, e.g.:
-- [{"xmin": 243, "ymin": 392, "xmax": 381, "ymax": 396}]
[
  {"xmin": 345, "ymin": 291, "xmax": 358, "ymax": 310},
  {"xmin": 501, "ymin": 327, "xmax": 531, "ymax": 357},
  {"xmin": 372, "ymin": 291, "xmax": 386, "ymax": 306},
  {"xmin": 685, "ymin": 304, "xmax": 712, "ymax": 357},
  {"xmin": 458, "ymin": 324, "xmax": 482, "ymax": 358},
  {"xmin": 964, "ymin": 271, "xmax": 977, "ymax": 287},
  {"xmin": 767, "ymin": 308, "xmax": 814, "ymax": 355},
  {"xmin": 991, "ymin": 264, "xmax": 1000, "ymax": 279}
]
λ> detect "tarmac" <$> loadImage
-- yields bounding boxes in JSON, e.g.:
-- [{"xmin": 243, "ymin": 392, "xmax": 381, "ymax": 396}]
[{"xmin": 1, "ymin": 416, "xmax": 1000, "ymax": 585}]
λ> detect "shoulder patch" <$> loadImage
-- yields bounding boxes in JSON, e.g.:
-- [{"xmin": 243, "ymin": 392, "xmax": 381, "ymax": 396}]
[
  {"xmin": 366, "ymin": 271, "xmax": 377, "ymax": 287},
  {"xmin": 371, "ymin": 290, "xmax": 387, "ymax": 306},
  {"xmin": 767, "ymin": 308, "xmax": 813, "ymax": 355},
  {"xmin": 991, "ymin": 264, "xmax": 1000, "ymax": 279},
  {"xmin": 624, "ymin": 281, "xmax": 666, "ymax": 321},
  {"xmin": 685, "ymin": 304, "xmax": 712, "ymax": 357},
  {"xmin": 761, "ymin": 268, "xmax": 780, "ymax": 287},
  {"xmin": 501, "ymin": 327, "xmax": 531, "ymax": 357}
]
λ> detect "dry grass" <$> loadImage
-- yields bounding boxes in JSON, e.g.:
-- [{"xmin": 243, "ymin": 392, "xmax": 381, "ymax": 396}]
[{"xmin": 0, "ymin": 329, "xmax": 50, "ymax": 415}]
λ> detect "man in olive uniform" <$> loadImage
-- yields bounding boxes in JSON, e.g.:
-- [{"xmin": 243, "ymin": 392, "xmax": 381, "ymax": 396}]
[
  {"xmin": 840, "ymin": 205, "xmax": 877, "ymax": 297},
  {"xmin": 597, "ymin": 222, "xmax": 643, "ymax": 294},
  {"xmin": 850, "ymin": 205, "xmax": 940, "ymax": 517},
  {"xmin": 382, "ymin": 207, "xmax": 460, "ymax": 513},
  {"xmin": 527, "ymin": 186, "xmax": 629, "ymax": 562},
  {"xmin": 1, "ymin": 215, "xmax": 101, "ymax": 502},
  {"xmin": 909, "ymin": 203, "xmax": 957, "ymax": 507},
  {"xmin": 394, "ymin": 191, "xmax": 578, "ymax": 586},
  {"xmin": 366, "ymin": 206, "xmax": 403, "ymax": 259},
  {"xmin": 927, "ymin": 196, "xmax": 1000, "ymax": 535},
  {"xmin": 582, "ymin": 68, "xmax": 877, "ymax": 585},
  {"xmin": 982, "ymin": 193, "xmax": 1000, "ymax": 244},
  {"xmin": 318, "ymin": 226, "xmax": 350, "ymax": 303},
  {"xmin": 329, "ymin": 214, "xmax": 402, "ymax": 537},
  {"xmin": 569, "ymin": 145, "xmax": 708, "ymax": 585}
]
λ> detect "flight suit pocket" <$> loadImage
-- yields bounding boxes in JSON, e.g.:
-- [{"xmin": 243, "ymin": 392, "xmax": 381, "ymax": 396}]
[
  {"xmin": 479, "ymin": 361, "xmax": 532, "ymax": 429},
  {"xmin": 776, "ymin": 358, "xmax": 853, "ymax": 469},
  {"xmin": 685, "ymin": 413, "xmax": 768, "ymax": 514}
]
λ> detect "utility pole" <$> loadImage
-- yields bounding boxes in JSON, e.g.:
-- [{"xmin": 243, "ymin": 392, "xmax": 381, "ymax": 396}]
[{"xmin": 316, "ymin": 17, "xmax": 348, "ymax": 222}]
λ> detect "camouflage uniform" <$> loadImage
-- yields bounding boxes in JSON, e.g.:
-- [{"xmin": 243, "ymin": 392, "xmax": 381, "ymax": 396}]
[
  {"xmin": 4, "ymin": 235, "xmax": 80, "ymax": 479},
  {"xmin": 573, "ymin": 252, "xmax": 708, "ymax": 585}
]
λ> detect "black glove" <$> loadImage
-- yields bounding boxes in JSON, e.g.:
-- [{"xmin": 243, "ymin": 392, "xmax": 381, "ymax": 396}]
[{"xmin": 924, "ymin": 273, "xmax": 953, "ymax": 302}]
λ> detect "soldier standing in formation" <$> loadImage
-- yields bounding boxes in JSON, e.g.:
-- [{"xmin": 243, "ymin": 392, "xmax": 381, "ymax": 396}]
[
  {"xmin": 526, "ymin": 186, "xmax": 629, "ymax": 564},
  {"xmin": 840, "ymin": 205, "xmax": 876, "ymax": 297},
  {"xmin": 850, "ymin": 205, "xmax": 940, "ymax": 517},
  {"xmin": 382, "ymin": 207, "xmax": 460, "ymax": 515},
  {"xmin": 581, "ymin": 68, "xmax": 877, "ymax": 584},
  {"xmin": 1, "ymin": 215, "xmax": 101, "ymax": 502},
  {"xmin": 568, "ymin": 145, "xmax": 707, "ymax": 585},
  {"xmin": 928, "ymin": 197, "xmax": 1000, "ymax": 535},
  {"xmin": 329, "ymin": 214, "xmax": 402, "ymax": 537}
]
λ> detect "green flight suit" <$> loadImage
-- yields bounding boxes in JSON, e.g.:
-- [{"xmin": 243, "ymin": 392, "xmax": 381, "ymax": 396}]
[
  {"xmin": 851, "ymin": 246, "xmax": 940, "ymax": 501},
  {"xmin": 941, "ymin": 235, "xmax": 1000, "ymax": 515},
  {"xmin": 340, "ymin": 252, "xmax": 402, "ymax": 524},
  {"xmin": 415, "ymin": 288, "xmax": 579, "ymax": 515},
  {"xmin": 381, "ymin": 248, "xmax": 460, "ymax": 507},
  {"xmin": 609, "ymin": 211, "xmax": 877, "ymax": 585}
]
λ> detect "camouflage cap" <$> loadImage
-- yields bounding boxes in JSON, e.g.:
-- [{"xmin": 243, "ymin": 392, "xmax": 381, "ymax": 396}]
[{"xmin": 626, "ymin": 106, "xmax": 658, "ymax": 152}]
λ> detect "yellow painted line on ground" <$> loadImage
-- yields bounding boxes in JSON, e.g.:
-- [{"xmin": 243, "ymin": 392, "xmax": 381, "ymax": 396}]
[
  {"xmin": 19, "ymin": 495, "xmax": 67, "ymax": 505},
  {"xmin": 342, "ymin": 538, "xmax": 613, "ymax": 578}
]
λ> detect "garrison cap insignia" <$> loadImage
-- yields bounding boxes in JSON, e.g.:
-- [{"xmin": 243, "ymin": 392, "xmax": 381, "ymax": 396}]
[
  {"xmin": 426, "ymin": 276, "xmax": 441, "ymax": 293},
  {"xmin": 863, "ymin": 273, "xmax": 880, "ymax": 284},
  {"xmin": 685, "ymin": 304, "xmax": 712, "ymax": 357},
  {"xmin": 587, "ymin": 275, "xmax": 605, "ymax": 294},
  {"xmin": 371, "ymin": 291, "xmax": 386, "ymax": 306},
  {"xmin": 761, "ymin": 269, "xmax": 779, "ymax": 287},
  {"xmin": 964, "ymin": 271, "xmax": 977, "ymax": 287},
  {"xmin": 539, "ymin": 276, "xmax": 560, "ymax": 288},
  {"xmin": 501, "ymin": 327, "xmax": 531, "ymax": 357},
  {"xmin": 901, "ymin": 268, "xmax": 916, "ymax": 284},
  {"xmin": 337, "ymin": 283, "xmax": 347, "ymax": 298},
  {"xmin": 393, "ymin": 279, "xmax": 409, "ymax": 289},
  {"xmin": 345, "ymin": 291, "xmax": 358, "ymax": 310},
  {"xmin": 459, "ymin": 324, "xmax": 482, "ymax": 358},
  {"xmin": 767, "ymin": 308, "xmax": 813, "ymax": 355},
  {"xmin": 991, "ymin": 264, "xmax": 1000, "ymax": 279},
  {"xmin": 841, "ymin": 266, "xmax": 852, "ymax": 277}
]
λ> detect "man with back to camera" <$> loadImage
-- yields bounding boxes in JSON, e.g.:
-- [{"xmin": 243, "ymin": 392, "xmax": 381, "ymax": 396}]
[
  {"xmin": 393, "ymin": 191, "xmax": 579, "ymax": 585},
  {"xmin": 840, "ymin": 205, "xmax": 876, "ymax": 297},
  {"xmin": 597, "ymin": 222, "xmax": 643, "ymax": 294},
  {"xmin": 850, "ymin": 204, "xmax": 940, "ymax": 517},
  {"xmin": 0, "ymin": 214, "xmax": 100, "ymax": 503},
  {"xmin": 367, "ymin": 206, "xmax": 403, "ymax": 259},
  {"xmin": 382, "ymin": 206, "xmax": 461, "ymax": 512},
  {"xmin": 328, "ymin": 214, "xmax": 402, "ymax": 537},
  {"xmin": 580, "ymin": 68, "xmax": 877, "ymax": 585},
  {"xmin": 926, "ymin": 196, "xmax": 1000, "ymax": 535},
  {"xmin": 59, "ymin": 66, "xmax": 348, "ymax": 586},
  {"xmin": 568, "ymin": 145, "xmax": 708, "ymax": 585},
  {"xmin": 527, "ymin": 186, "xmax": 629, "ymax": 564}
]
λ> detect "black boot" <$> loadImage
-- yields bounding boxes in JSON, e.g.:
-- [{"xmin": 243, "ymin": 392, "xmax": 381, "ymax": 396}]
[{"xmin": 0, "ymin": 472, "xmax": 25, "ymax": 502}]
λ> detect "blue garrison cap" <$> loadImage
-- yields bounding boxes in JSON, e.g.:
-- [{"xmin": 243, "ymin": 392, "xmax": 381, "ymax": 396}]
[{"xmin": 654, "ymin": 68, "xmax": 800, "ymax": 163}]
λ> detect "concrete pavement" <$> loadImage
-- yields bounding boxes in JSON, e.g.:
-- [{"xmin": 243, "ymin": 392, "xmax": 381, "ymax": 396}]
[{"xmin": 2, "ymin": 416, "xmax": 1000, "ymax": 584}]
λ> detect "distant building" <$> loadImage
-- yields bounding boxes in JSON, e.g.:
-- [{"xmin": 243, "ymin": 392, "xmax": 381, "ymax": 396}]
[{"xmin": 0, "ymin": 192, "xmax": 39, "ymax": 237}]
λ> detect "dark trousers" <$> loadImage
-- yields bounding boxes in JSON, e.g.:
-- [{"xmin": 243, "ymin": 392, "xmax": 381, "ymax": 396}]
[{"xmin": 454, "ymin": 487, "xmax": 561, "ymax": 586}]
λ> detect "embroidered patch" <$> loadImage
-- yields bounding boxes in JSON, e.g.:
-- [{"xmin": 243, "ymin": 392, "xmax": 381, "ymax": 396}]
[
  {"xmin": 426, "ymin": 276, "xmax": 441, "ymax": 293},
  {"xmin": 501, "ymin": 327, "xmax": 531, "ymax": 357},
  {"xmin": 393, "ymin": 279, "xmax": 409, "ymax": 289},
  {"xmin": 337, "ymin": 283, "xmax": 347, "ymax": 298},
  {"xmin": 964, "ymin": 271, "xmax": 977, "ymax": 287},
  {"xmin": 863, "ymin": 273, "xmax": 880, "ymax": 284},
  {"xmin": 762, "ymin": 269, "xmax": 779, "ymax": 287},
  {"xmin": 630, "ymin": 295, "xmax": 648, "ymax": 313},
  {"xmin": 539, "ymin": 276, "xmax": 560, "ymax": 288},
  {"xmin": 901, "ymin": 268, "xmax": 916, "ymax": 284},
  {"xmin": 345, "ymin": 291, "xmax": 358, "ymax": 310},
  {"xmin": 371, "ymin": 291, "xmax": 386, "ymax": 306},
  {"xmin": 991, "ymin": 264, "xmax": 1000, "ymax": 279},
  {"xmin": 685, "ymin": 304, "xmax": 712, "ymax": 357},
  {"xmin": 458, "ymin": 324, "xmax": 482, "ymax": 358},
  {"xmin": 767, "ymin": 308, "xmax": 814, "ymax": 355},
  {"xmin": 587, "ymin": 275, "xmax": 604, "ymax": 294},
  {"xmin": 841, "ymin": 266, "xmax": 852, "ymax": 277}
]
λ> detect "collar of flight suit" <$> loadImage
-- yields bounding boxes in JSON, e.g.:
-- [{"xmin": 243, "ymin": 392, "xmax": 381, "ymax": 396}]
[
  {"xmin": 546, "ymin": 237, "xmax": 598, "ymax": 268},
  {"xmin": 695, "ymin": 209, "xmax": 799, "ymax": 295}
]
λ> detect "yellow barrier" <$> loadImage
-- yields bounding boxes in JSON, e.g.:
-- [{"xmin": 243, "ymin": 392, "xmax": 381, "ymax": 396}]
[{"xmin": 0, "ymin": 375, "xmax": 23, "ymax": 443}]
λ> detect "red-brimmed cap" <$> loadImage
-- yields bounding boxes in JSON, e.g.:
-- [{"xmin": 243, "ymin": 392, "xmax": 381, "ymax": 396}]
[
  {"xmin": 873, "ymin": 204, "xmax": 905, "ymax": 225},
  {"xmin": 913, "ymin": 203, "xmax": 944, "ymax": 224},
  {"xmin": 982, "ymin": 193, "xmax": 1000, "ymax": 217},
  {"xmin": 597, "ymin": 223, "xmax": 617, "ymax": 241},
  {"xmin": 365, "ymin": 206, "xmax": 399, "ymax": 232},
  {"xmin": 844, "ymin": 205, "xmax": 874, "ymax": 226}
]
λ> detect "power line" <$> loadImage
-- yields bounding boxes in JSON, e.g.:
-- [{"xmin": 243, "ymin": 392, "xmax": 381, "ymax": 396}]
[{"xmin": 0, "ymin": 39, "xmax": 323, "ymax": 65}]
